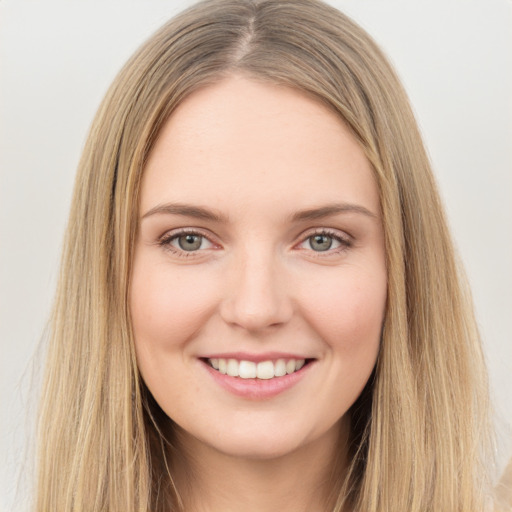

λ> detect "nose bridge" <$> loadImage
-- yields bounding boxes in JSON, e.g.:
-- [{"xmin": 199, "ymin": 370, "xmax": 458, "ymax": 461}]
[{"xmin": 220, "ymin": 241, "xmax": 292, "ymax": 331}]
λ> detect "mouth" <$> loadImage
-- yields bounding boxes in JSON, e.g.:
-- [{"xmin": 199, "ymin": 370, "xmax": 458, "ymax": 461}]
[
  {"xmin": 201, "ymin": 357, "xmax": 314, "ymax": 380},
  {"xmin": 199, "ymin": 355, "xmax": 316, "ymax": 399}
]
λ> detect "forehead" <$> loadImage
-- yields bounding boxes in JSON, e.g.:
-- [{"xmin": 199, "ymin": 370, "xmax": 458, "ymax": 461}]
[{"xmin": 141, "ymin": 75, "xmax": 379, "ymax": 218}]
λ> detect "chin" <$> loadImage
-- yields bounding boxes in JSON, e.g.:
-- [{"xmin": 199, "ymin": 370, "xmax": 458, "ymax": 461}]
[
  {"xmin": 180, "ymin": 418, "xmax": 339, "ymax": 463},
  {"xmin": 213, "ymin": 435, "xmax": 304, "ymax": 461}
]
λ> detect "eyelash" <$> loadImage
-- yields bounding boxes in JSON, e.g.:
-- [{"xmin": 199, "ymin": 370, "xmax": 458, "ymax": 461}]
[
  {"xmin": 157, "ymin": 228, "xmax": 216, "ymax": 258},
  {"xmin": 157, "ymin": 228, "xmax": 352, "ymax": 258},
  {"xmin": 297, "ymin": 228, "xmax": 352, "ymax": 256}
]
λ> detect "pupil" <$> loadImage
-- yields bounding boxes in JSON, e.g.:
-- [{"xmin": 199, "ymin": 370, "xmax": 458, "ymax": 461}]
[
  {"xmin": 178, "ymin": 234, "xmax": 202, "ymax": 251},
  {"xmin": 311, "ymin": 234, "xmax": 332, "ymax": 251}
]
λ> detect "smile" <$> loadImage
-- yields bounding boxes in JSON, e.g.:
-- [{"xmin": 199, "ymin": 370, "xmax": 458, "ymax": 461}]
[
  {"xmin": 207, "ymin": 358, "xmax": 306, "ymax": 379},
  {"xmin": 200, "ymin": 355, "xmax": 315, "ymax": 400}
]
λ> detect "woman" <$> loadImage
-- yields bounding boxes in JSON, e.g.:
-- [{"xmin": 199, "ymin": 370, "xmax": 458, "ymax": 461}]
[{"xmin": 35, "ymin": 1, "xmax": 496, "ymax": 510}]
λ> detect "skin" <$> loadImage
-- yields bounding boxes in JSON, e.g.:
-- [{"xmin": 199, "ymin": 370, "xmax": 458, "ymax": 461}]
[{"xmin": 130, "ymin": 75, "xmax": 387, "ymax": 511}]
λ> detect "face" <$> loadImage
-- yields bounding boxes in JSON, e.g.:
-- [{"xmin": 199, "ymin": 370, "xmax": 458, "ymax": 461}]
[{"xmin": 130, "ymin": 75, "xmax": 387, "ymax": 460}]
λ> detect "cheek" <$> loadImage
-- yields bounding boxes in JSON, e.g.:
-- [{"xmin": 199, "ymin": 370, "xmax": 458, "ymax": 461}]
[
  {"xmin": 130, "ymin": 258, "xmax": 218, "ymax": 356},
  {"xmin": 275, "ymin": 264, "xmax": 387, "ymax": 440},
  {"xmin": 299, "ymin": 265, "xmax": 386, "ymax": 362},
  {"xmin": 129, "ymin": 257, "xmax": 223, "ymax": 414}
]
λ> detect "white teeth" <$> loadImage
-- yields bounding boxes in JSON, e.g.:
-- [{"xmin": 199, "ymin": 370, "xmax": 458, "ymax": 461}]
[
  {"xmin": 274, "ymin": 359, "xmax": 287, "ymax": 377},
  {"xmin": 226, "ymin": 359, "xmax": 239, "ymax": 377},
  {"xmin": 207, "ymin": 358, "xmax": 307, "ymax": 379},
  {"xmin": 239, "ymin": 360, "xmax": 257, "ymax": 379},
  {"xmin": 257, "ymin": 361, "xmax": 274, "ymax": 380}
]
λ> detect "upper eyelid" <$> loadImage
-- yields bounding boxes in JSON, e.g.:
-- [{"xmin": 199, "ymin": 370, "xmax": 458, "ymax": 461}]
[
  {"xmin": 295, "ymin": 227, "xmax": 352, "ymax": 243},
  {"xmin": 158, "ymin": 227, "xmax": 217, "ymax": 243}
]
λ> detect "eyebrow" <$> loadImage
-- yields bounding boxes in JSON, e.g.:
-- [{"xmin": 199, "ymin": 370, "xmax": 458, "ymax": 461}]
[
  {"xmin": 141, "ymin": 201, "xmax": 378, "ymax": 223},
  {"xmin": 290, "ymin": 203, "xmax": 378, "ymax": 222},
  {"xmin": 141, "ymin": 203, "xmax": 227, "ymax": 222}
]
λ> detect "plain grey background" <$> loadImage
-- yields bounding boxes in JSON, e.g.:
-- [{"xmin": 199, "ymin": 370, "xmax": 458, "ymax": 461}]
[{"xmin": 1, "ymin": 1, "xmax": 511, "ymax": 510}]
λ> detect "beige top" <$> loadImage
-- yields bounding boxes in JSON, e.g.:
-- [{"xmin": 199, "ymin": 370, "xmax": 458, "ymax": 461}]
[{"xmin": 495, "ymin": 458, "xmax": 512, "ymax": 511}]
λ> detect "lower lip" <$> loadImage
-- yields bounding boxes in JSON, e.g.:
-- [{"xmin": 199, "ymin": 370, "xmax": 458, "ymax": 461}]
[{"xmin": 200, "ymin": 360, "xmax": 314, "ymax": 400}]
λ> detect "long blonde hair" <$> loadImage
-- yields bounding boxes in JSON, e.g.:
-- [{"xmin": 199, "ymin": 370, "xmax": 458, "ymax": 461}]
[{"xmin": 36, "ymin": 1, "xmax": 494, "ymax": 510}]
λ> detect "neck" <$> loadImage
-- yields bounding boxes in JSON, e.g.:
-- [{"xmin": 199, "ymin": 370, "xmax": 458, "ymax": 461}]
[{"xmin": 169, "ymin": 419, "xmax": 349, "ymax": 512}]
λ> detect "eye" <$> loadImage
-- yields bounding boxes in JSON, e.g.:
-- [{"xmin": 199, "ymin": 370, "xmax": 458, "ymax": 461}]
[
  {"xmin": 308, "ymin": 234, "xmax": 337, "ymax": 252},
  {"xmin": 174, "ymin": 233, "xmax": 209, "ymax": 251},
  {"xmin": 159, "ymin": 230, "xmax": 216, "ymax": 255},
  {"xmin": 297, "ymin": 230, "xmax": 351, "ymax": 254}
]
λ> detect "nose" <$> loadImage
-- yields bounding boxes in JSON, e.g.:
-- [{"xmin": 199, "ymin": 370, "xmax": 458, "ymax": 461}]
[{"xmin": 219, "ymin": 249, "xmax": 294, "ymax": 332}]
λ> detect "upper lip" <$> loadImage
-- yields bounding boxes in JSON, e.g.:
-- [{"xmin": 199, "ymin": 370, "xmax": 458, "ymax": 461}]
[{"xmin": 200, "ymin": 352, "xmax": 314, "ymax": 363}]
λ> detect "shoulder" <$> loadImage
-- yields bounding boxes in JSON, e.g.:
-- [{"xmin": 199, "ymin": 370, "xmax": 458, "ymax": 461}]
[{"xmin": 494, "ymin": 458, "xmax": 512, "ymax": 512}]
